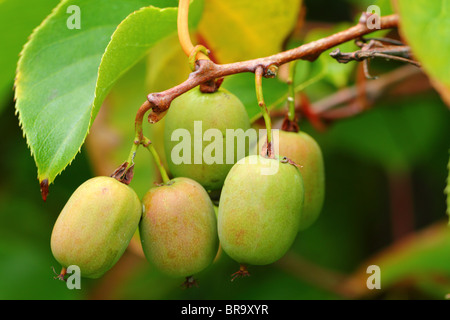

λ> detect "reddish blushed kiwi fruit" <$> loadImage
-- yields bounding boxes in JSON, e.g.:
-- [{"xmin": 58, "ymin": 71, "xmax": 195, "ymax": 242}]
[
  {"xmin": 50, "ymin": 176, "xmax": 142, "ymax": 279},
  {"xmin": 163, "ymin": 86, "xmax": 251, "ymax": 192},
  {"xmin": 218, "ymin": 155, "xmax": 304, "ymax": 266},
  {"xmin": 277, "ymin": 130, "xmax": 325, "ymax": 230},
  {"xmin": 139, "ymin": 177, "xmax": 219, "ymax": 278}
]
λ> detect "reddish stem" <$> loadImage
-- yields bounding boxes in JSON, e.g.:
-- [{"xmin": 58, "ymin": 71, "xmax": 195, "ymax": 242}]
[{"xmin": 231, "ymin": 264, "xmax": 251, "ymax": 281}]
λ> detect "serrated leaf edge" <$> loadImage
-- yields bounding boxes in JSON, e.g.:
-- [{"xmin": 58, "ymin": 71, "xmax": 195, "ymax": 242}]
[{"xmin": 14, "ymin": 0, "xmax": 71, "ymax": 185}]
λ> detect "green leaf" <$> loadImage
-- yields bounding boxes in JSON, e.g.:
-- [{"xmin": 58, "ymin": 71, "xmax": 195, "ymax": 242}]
[
  {"xmin": 15, "ymin": 0, "xmax": 203, "ymax": 189},
  {"xmin": 0, "ymin": 0, "xmax": 60, "ymax": 113},
  {"xmin": 397, "ymin": 0, "xmax": 450, "ymax": 106}
]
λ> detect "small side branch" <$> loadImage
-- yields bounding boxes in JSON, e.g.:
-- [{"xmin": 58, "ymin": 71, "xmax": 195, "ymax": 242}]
[
  {"xmin": 330, "ymin": 46, "xmax": 417, "ymax": 65},
  {"xmin": 330, "ymin": 38, "xmax": 420, "ymax": 79}
]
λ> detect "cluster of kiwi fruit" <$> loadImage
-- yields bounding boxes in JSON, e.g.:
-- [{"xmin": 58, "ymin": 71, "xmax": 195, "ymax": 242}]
[{"xmin": 50, "ymin": 84, "xmax": 325, "ymax": 284}]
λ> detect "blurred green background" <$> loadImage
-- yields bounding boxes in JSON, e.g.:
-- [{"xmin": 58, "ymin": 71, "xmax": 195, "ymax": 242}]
[{"xmin": 1, "ymin": 0, "xmax": 449, "ymax": 300}]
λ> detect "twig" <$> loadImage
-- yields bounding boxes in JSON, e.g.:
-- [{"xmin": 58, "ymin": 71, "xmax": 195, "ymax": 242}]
[
  {"xmin": 330, "ymin": 46, "xmax": 419, "ymax": 66},
  {"xmin": 330, "ymin": 38, "xmax": 420, "ymax": 79},
  {"xmin": 139, "ymin": 14, "xmax": 400, "ymax": 128}
]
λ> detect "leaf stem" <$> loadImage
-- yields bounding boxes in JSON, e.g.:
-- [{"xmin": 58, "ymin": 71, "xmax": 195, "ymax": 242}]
[{"xmin": 178, "ymin": 0, "xmax": 208, "ymax": 60}]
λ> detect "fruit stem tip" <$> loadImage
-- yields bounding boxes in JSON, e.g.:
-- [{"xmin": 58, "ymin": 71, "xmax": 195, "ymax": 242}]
[
  {"xmin": 40, "ymin": 179, "xmax": 49, "ymax": 201},
  {"xmin": 231, "ymin": 264, "xmax": 250, "ymax": 282}
]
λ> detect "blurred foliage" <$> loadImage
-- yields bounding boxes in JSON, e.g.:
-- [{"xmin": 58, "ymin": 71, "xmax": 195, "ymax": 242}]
[
  {"xmin": 0, "ymin": 98, "xmax": 92, "ymax": 299},
  {"xmin": 320, "ymin": 94, "xmax": 448, "ymax": 172},
  {"xmin": 0, "ymin": 0, "xmax": 449, "ymax": 300},
  {"xmin": 447, "ymin": 157, "xmax": 450, "ymax": 221}
]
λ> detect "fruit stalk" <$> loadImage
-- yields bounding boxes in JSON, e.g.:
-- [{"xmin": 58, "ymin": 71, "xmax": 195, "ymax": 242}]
[
  {"xmin": 255, "ymin": 66, "xmax": 273, "ymax": 158},
  {"xmin": 287, "ymin": 61, "xmax": 297, "ymax": 123},
  {"xmin": 124, "ymin": 99, "xmax": 170, "ymax": 184},
  {"xmin": 281, "ymin": 61, "xmax": 301, "ymax": 133},
  {"xmin": 142, "ymin": 137, "xmax": 170, "ymax": 184},
  {"xmin": 122, "ymin": 99, "xmax": 150, "ymax": 174},
  {"xmin": 124, "ymin": 140, "xmax": 139, "ymax": 173}
]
